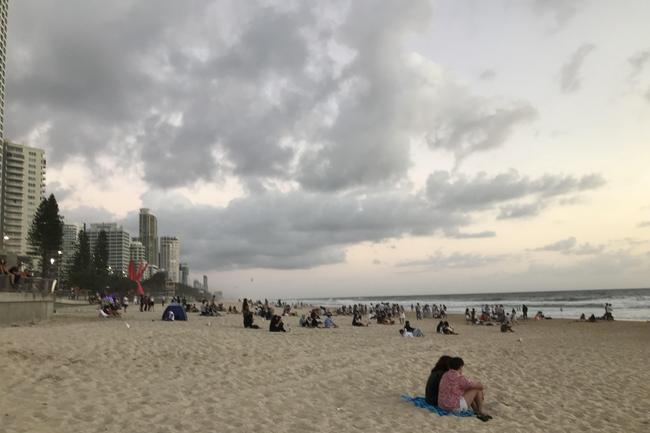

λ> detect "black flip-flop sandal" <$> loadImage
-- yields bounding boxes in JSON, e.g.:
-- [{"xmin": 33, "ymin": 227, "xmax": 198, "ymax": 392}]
[{"xmin": 476, "ymin": 414, "xmax": 491, "ymax": 422}]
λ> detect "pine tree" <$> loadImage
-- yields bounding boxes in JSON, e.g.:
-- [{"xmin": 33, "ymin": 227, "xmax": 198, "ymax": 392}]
[
  {"xmin": 92, "ymin": 230, "xmax": 109, "ymax": 277},
  {"xmin": 69, "ymin": 229, "xmax": 93, "ymax": 290},
  {"xmin": 28, "ymin": 194, "xmax": 64, "ymax": 277}
]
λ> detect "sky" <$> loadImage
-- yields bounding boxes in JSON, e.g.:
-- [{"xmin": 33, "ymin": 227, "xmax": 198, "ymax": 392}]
[{"xmin": 5, "ymin": 0, "xmax": 650, "ymax": 298}]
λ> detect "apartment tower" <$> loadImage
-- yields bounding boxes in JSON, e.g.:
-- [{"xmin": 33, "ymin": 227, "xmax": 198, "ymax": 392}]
[
  {"xmin": 61, "ymin": 223, "xmax": 79, "ymax": 279},
  {"xmin": 159, "ymin": 236, "xmax": 180, "ymax": 283},
  {"xmin": 87, "ymin": 223, "xmax": 131, "ymax": 276},
  {"xmin": 138, "ymin": 208, "xmax": 158, "ymax": 267},
  {"xmin": 1, "ymin": 142, "xmax": 46, "ymax": 255}
]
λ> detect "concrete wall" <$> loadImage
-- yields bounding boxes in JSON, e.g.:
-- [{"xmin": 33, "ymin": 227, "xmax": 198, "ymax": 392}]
[
  {"xmin": 0, "ymin": 289, "xmax": 54, "ymax": 326},
  {"xmin": 0, "ymin": 275, "xmax": 54, "ymax": 325}
]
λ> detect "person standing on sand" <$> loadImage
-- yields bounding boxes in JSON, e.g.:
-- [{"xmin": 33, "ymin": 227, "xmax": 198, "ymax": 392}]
[
  {"xmin": 522, "ymin": 304, "xmax": 528, "ymax": 320},
  {"xmin": 438, "ymin": 357, "xmax": 492, "ymax": 421}
]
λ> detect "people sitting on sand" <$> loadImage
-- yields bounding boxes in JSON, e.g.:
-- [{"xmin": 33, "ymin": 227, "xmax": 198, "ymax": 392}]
[
  {"xmin": 242, "ymin": 299, "xmax": 260, "ymax": 329},
  {"xmin": 8, "ymin": 263, "xmax": 22, "ymax": 286},
  {"xmin": 200, "ymin": 301, "xmax": 217, "ymax": 316},
  {"xmin": 309, "ymin": 309, "xmax": 322, "ymax": 327},
  {"xmin": 500, "ymin": 320, "xmax": 514, "ymax": 333},
  {"xmin": 323, "ymin": 314, "xmax": 338, "ymax": 328},
  {"xmin": 579, "ymin": 313, "xmax": 586, "ymax": 321},
  {"xmin": 436, "ymin": 320, "xmax": 457, "ymax": 335},
  {"xmin": 425, "ymin": 355, "xmax": 452, "ymax": 406},
  {"xmin": 534, "ymin": 311, "xmax": 545, "ymax": 320},
  {"xmin": 404, "ymin": 320, "xmax": 424, "ymax": 337},
  {"xmin": 399, "ymin": 328, "xmax": 414, "ymax": 337},
  {"xmin": 269, "ymin": 315, "xmax": 287, "ymax": 332},
  {"xmin": 588, "ymin": 314, "xmax": 597, "ymax": 323},
  {"xmin": 352, "ymin": 312, "xmax": 368, "ymax": 327},
  {"xmin": 99, "ymin": 296, "xmax": 121, "ymax": 317},
  {"xmin": 438, "ymin": 357, "xmax": 492, "ymax": 421}
]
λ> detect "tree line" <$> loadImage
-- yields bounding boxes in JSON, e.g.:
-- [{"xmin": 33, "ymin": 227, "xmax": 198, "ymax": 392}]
[{"xmin": 28, "ymin": 194, "xmax": 135, "ymax": 293}]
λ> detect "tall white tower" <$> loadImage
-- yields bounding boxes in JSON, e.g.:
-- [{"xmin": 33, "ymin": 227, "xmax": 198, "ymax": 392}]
[{"xmin": 159, "ymin": 236, "xmax": 180, "ymax": 283}]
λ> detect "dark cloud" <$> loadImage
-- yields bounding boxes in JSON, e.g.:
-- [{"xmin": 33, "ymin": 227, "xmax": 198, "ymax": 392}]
[
  {"xmin": 427, "ymin": 102, "xmax": 537, "ymax": 166},
  {"xmin": 425, "ymin": 170, "xmax": 604, "ymax": 214},
  {"xmin": 497, "ymin": 202, "xmax": 544, "ymax": 219},
  {"xmin": 560, "ymin": 44, "xmax": 595, "ymax": 93},
  {"xmin": 629, "ymin": 50, "xmax": 650, "ymax": 76},
  {"xmin": 62, "ymin": 206, "xmax": 118, "ymax": 228},
  {"xmin": 113, "ymin": 189, "xmax": 465, "ymax": 270},
  {"xmin": 4, "ymin": 1, "xmax": 614, "ymax": 273},
  {"xmin": 534, "ymin": 237, "xmax": 604, "ymax": 255},
  {"xmin": 535, "ymin": 236, "xmax": 577, "ymax": 252},
  {"xmin": 479, "ymin": 69, "xmax": 496, "ymax": 81},
  {"xmin": 445, "ymin": 230, "xmax": 497, "ymax": 239},
  {"xmin": 7, "ymin": 0, "xmax": 540, "ymax": 192},
  {"xmin": 533, "ymin": 0, "xmax": 583, "ymax": 30},
  {"xmin": 397, "ymin": 251, "xmax": 505, "ymax": 270}
]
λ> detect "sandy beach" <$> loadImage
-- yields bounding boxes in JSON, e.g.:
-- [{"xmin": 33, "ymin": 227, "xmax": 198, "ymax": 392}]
[{"xmin": 1, "ymin": 304, "xmax": 649, "ymax": 433}]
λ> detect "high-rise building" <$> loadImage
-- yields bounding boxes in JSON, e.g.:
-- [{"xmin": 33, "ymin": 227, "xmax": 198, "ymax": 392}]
[
  {"xmin": 159, "ymin": 236, "xmax": 180, "ymax": 283},
  {"xmin": 203, "ymin": 275, "xmax": 208, "ymax": 291},
  {"xmin": 0, "ymin": 0, "xmax": 9, "ymax": 139},
  {"xmin": 61, "ymin": 223, "xmax": 79, "ymax": 279},
  {"xmin": 87, "ymin": 223, "xmax": 131, "ymax": 276},
  {"xmin": 0, "ymin": 141, "xmax": 46, "ymax": 255},
  {"xmin": 129, "ymin": 240, "xmax": 151, "ymax": 279},
  {"xmin": 138, "ymin": 208, "xmax": 158, "ymax": 267},
  {"xmin": 179, "ymin": 262, "xmax": 189, "ymax": 286},
  {"xmin": 193, "ymin": 279, "xmax": 201, "ymax": 289},
  {"xmin": 129, "ymin": 240, "xmax": 146, "ymax": 263}
]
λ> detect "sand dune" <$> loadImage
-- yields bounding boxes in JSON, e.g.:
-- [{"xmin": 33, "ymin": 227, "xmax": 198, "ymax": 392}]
[{"xmin": 1, "ymin": 305, "xmax": 649, "ymax": 433}]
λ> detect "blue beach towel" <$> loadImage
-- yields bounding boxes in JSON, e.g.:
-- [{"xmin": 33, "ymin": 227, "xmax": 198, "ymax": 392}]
[{"xmin": 401, "ymin": 395, "xmax": 474, "ymax": 417}]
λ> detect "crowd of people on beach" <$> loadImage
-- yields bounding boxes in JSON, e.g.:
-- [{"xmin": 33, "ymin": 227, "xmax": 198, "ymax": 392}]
[
  {"xmin": 88, "ymin": 292, "xmax": 624, "ymax": 424},
  {"xmin": 413, "ymin": 303, "xmax": 448, "ymax": 320}
]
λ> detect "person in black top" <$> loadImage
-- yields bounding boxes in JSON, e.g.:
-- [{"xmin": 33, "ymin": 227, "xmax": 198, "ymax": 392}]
[
  {"xmin": 269, "ymin": 315, "xmax": 287, "ymax": 332},
  {"xmin": 425, "ymin": 355, "xmax": 452, "ymax": 406},
  {"xmin": 404, "ymin": 321, "xmax": 415, "ymax": 333}
]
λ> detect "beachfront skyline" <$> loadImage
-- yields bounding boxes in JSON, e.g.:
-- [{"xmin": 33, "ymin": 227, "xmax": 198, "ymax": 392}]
[{"xmin": 5, "ymin": 1, "xmax": 650, "ymax": 298}]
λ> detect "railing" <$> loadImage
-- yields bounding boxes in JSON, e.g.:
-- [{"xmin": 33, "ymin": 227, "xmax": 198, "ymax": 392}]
[{"xmin": 0, "ymin": 275, "xmax": 54, "ymax": 299}]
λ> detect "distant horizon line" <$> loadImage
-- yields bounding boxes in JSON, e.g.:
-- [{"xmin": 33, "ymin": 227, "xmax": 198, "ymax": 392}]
[{"xmin": 283, "ymin": 286, "xmax": 650, "ymax": 301}]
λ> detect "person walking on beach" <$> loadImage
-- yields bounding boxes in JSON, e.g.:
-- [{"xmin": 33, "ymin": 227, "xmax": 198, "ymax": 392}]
[
  {"xmin": 522, "ymin": 304, "xmax": 528, "ymax": 320},
  {"xmin": 438, "ymin": 357, "xmax": 492, "ymax": 421}
]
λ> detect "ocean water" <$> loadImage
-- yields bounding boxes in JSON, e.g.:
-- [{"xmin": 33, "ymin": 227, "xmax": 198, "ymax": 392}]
[{"xmin": 295, "ymin": 288, "xmax": 650, "ymax": 321}]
